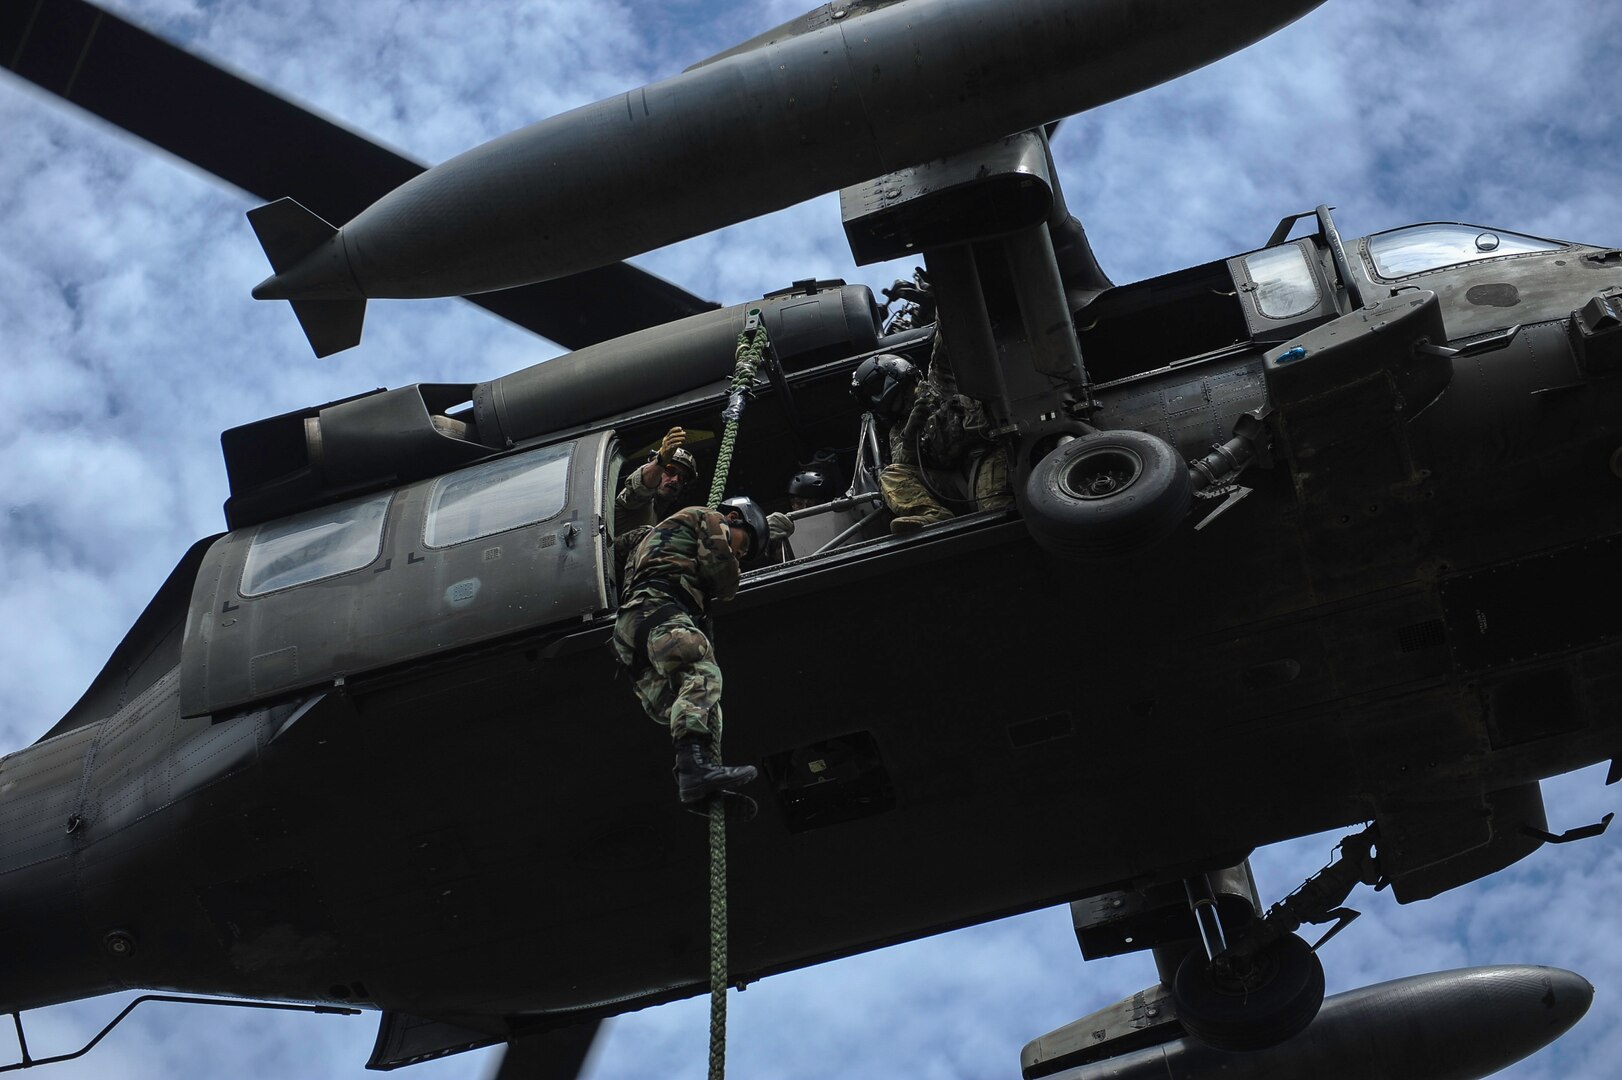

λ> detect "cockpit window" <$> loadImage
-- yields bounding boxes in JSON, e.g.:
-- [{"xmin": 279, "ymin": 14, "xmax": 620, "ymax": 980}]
[
  {"xmin": 241, "ymin": 492, "xmax": 393, "ymax": 597},
  {"xmin": 1241, "ymin": 244, "xmax": 1320, "ymax": 319},
  {"xmin": 424, "ymin": 442, "xmax": 572, "ymax": 549},
  {"xmin": 1366, "ymin": 223, "xmax": 1563, "ymax": 279}
]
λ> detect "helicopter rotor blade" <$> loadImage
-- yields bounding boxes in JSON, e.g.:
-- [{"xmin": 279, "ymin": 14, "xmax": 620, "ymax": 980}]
[
  {"xmin": 488, "ymin": 1021, "xmax": 601, "ymax": 1080},
  {"xmin": 0, "ymin": 0, "xmax": 718, "ymax": 350}
]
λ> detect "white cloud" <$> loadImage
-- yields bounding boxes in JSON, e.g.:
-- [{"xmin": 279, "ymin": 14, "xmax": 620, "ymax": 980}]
[{"xmin": 2, "ymin": 1, "xmax": 1619, "ymax": 1079}]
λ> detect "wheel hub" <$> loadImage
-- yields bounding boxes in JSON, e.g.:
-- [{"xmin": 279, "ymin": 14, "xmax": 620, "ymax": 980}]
[
  {"xmin": 1207, "ymin": 950, "xmax": 1281, "ymax": 996},
  {"xmin": 1061, "ymin": 447, "xmax": 1144, "ymax": 501}
]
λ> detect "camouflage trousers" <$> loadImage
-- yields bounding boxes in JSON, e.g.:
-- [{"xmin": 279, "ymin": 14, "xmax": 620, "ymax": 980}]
[
  {"xmin": 611, "ymin": 602, "xmax": 722, "ymax": 741},
  {"xmin": 879, "ymin": 448, "xmax": 1013, "ymax": 529},
  {"xmin": 879, "ymin": 463, "xmax": 953, "ymax": 528},
  {"xmin": 971, "ymin": 446, "xmax": 1014, "ymax": 512}
]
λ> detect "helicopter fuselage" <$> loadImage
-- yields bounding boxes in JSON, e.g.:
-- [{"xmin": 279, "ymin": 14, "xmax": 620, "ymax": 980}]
[{"xmin": 2, "ymin": 218, "xmax": 1620, "ymax": 1046}]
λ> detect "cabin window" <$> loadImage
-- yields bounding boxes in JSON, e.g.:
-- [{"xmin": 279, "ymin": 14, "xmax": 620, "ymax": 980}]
[
  {"xmin": 423, "ymin": 442, "xmax": 572, "ymax": 549},
  {"xmin": 1366, "ymin": 223, "xmax": 1563, "ymax": 279},
  {"xmin": 240, "ymin": 492, "xmax": 393, "ymax": 597},
  {"xmin": 1242, "ymin": 244, "xmax": 1319, "ymax": 319}
]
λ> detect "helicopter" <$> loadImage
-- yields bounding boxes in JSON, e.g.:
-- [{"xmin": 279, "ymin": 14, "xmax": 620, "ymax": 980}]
[{"xmin": 3, "ymin": 2, "xmax": 1622, "ymax": 1076}]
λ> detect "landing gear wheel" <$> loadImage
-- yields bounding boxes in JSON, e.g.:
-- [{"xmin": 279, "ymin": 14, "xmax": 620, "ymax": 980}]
[
  {"xmin": 1172, "ymin": 933, "xmax": 1325, "ymax": 1051},
  {"xmin": 1021, "ymin": 430, "xmax": 1192, "ymax": 559}
]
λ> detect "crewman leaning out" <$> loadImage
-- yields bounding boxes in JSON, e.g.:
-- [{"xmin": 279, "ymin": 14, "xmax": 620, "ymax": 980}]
[{"xmin": 617, "ymin": 426, "xmax": 700, "ymax": 529}]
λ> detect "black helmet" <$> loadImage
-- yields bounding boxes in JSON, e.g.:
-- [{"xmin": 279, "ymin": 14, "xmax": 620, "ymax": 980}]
[
  {"xmin": 787, "ymin": 468, "xmax": 836, "ymax": 503},
  {"xmin": 668, "ymin": 447, "xmax": 699, "ymax": 483},
  {"xmin": 851, "ymin": 353, "xmax": 918, "ymax": 419},
  {"xmin": 718, "ymin": 496, "xmax": 770, "ymax": 569}
]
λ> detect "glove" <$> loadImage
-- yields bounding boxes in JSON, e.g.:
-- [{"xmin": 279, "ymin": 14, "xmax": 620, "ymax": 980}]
[
  {"xmin": 767, "ymin": 512, "xmax": 795, "ymax": 543},
  {"xmin": 657, "ymin": 427, "xmax": 687, "ymax": 465}
]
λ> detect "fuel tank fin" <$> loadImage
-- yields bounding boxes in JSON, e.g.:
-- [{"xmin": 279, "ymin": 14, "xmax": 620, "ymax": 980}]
[{"xmin": 247, "ymin": 198, "xmax": 366, "ymax": 356}]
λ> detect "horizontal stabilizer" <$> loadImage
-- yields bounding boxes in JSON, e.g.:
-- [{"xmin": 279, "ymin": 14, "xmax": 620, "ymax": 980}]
[
  {"xmin": 290, "ymin": 298, "xmax": 366, "ymax": 358},
  {"xmin": 247, "ymin": 197, "xmax": 339, "ymax": 274}
]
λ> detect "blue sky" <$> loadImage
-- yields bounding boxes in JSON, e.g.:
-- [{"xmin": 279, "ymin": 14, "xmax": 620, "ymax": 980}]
[{"xmin": 2, "ymin": 1, "xmax": 1621, "ymax": 1078}]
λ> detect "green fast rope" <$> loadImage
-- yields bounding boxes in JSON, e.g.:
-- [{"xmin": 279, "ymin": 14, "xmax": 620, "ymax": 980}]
[
  {"xmin": 700, "ymin": 308, "xmax": 769, "ymax": 1080},
  {"xmin": 707, "ymin": 311, "xmax": 766, "ymax": 507},
  {"xmin": 704, "ymin": 760, "xmax": 729, "ymax": 1080}
]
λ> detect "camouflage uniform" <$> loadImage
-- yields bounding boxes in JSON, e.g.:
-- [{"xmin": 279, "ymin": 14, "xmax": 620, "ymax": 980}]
[
  {"xmin": 879, "ymin": 333, "xmax": 1011, "ymax": 527},
  {"xmin": 612, "ymin": 456, "xmax": 692, "ymax": 585},
  {"xmin": 611, "ymin": 506, "xmax": 740, "ymax": 741},
  {"xmin": 612, "ymin": 524, "xmax": 652, "ymax": 585},
  {"xmin": 970, "ymin": 443, "xmax": 1014, "ymax": 512},
  {"xmin": 615, "ymin": 464, "xmax": 679, "ymax": 530}
]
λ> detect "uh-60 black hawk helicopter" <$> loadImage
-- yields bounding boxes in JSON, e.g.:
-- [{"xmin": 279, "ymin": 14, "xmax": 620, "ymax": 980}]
[{"xmin": 2, "ymin": 0, "xmax": 1619, "ymax": 1077}]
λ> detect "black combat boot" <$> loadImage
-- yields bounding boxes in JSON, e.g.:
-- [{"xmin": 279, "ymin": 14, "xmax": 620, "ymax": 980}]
[{"xmin": 674, "ymin": 733, "xmax": 759, "ymax": 804}]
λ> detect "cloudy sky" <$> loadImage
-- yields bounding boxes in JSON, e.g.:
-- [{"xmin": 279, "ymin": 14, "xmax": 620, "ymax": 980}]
[{"xmin": 2, "ymin": 0, "xmax": 1621, "ymax": 1078}]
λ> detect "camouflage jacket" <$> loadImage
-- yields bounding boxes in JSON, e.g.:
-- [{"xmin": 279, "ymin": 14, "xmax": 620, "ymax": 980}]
[
  {"xmin": 615, "ymin": 460, "xmax": 675, "ymax": 530},
  {"xmin": 622, "ymin": 505, "xmax": 740, "ymax": 614},
  {"xmin": 888, "ymin": 349, "xmax": 992, "ymax": 468}
]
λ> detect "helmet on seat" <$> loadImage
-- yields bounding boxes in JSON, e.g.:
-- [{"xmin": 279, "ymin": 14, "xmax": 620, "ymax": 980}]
[{"xmin": 787, "ymin": 468, "xmax": 836, "ymax": 506}]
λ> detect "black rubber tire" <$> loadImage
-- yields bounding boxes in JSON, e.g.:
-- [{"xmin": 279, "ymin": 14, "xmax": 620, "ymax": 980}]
[
  {"xmin": 1172, "ymin": 933, "xmax": 1326, "ymax": 1052},
  {"xmin": 1021, "ymin": 429, "xmax": 1192, "ymax": 559}
]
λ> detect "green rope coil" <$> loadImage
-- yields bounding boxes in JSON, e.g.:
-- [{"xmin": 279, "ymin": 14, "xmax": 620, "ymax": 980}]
[{"xmin": 702, "ymin": 308, "xmax": 770, "ymax": 1080}]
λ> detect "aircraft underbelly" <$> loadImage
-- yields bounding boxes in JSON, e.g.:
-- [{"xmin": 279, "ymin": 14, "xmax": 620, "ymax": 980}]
[
  {"xmin": 297, "ymin": 519, "xmax": 1620, "ymax": 1017},
  {"xmin": 97, "ymin": 541, "xmax": 1612, "ymax": 1014}
]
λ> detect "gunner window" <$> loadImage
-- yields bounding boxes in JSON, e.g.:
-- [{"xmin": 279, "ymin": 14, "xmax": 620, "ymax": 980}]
[
  {"xmin": 1366, "ymin": 223, "xmax": 1563, "ymax": 279},
  {"xmin": 423, "ymin": 442, "xmax": 572, "ymax": 549},
  {"xmin": 241, "ymin": 492, "xmax": 393, "ymax": 597},
  {"xmin": 1242, "ymin": 244, "xmax": 1320, "ymax": 320}
]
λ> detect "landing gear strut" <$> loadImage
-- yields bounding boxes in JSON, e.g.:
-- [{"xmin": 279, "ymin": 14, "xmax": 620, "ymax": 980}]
[
  {"xmin": 1169, "ymin": 828, "xmax": 1381, "ymax": 1051},
  {"xmin": 1172, "ymin": 927, "xmax": 1324, "ymax": 1050}
]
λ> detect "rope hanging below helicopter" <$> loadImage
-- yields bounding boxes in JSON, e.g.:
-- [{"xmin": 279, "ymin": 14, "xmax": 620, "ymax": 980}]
[{"xmin": 698, "ymin": 306, "xmax": 771, "ymax": 1080}]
